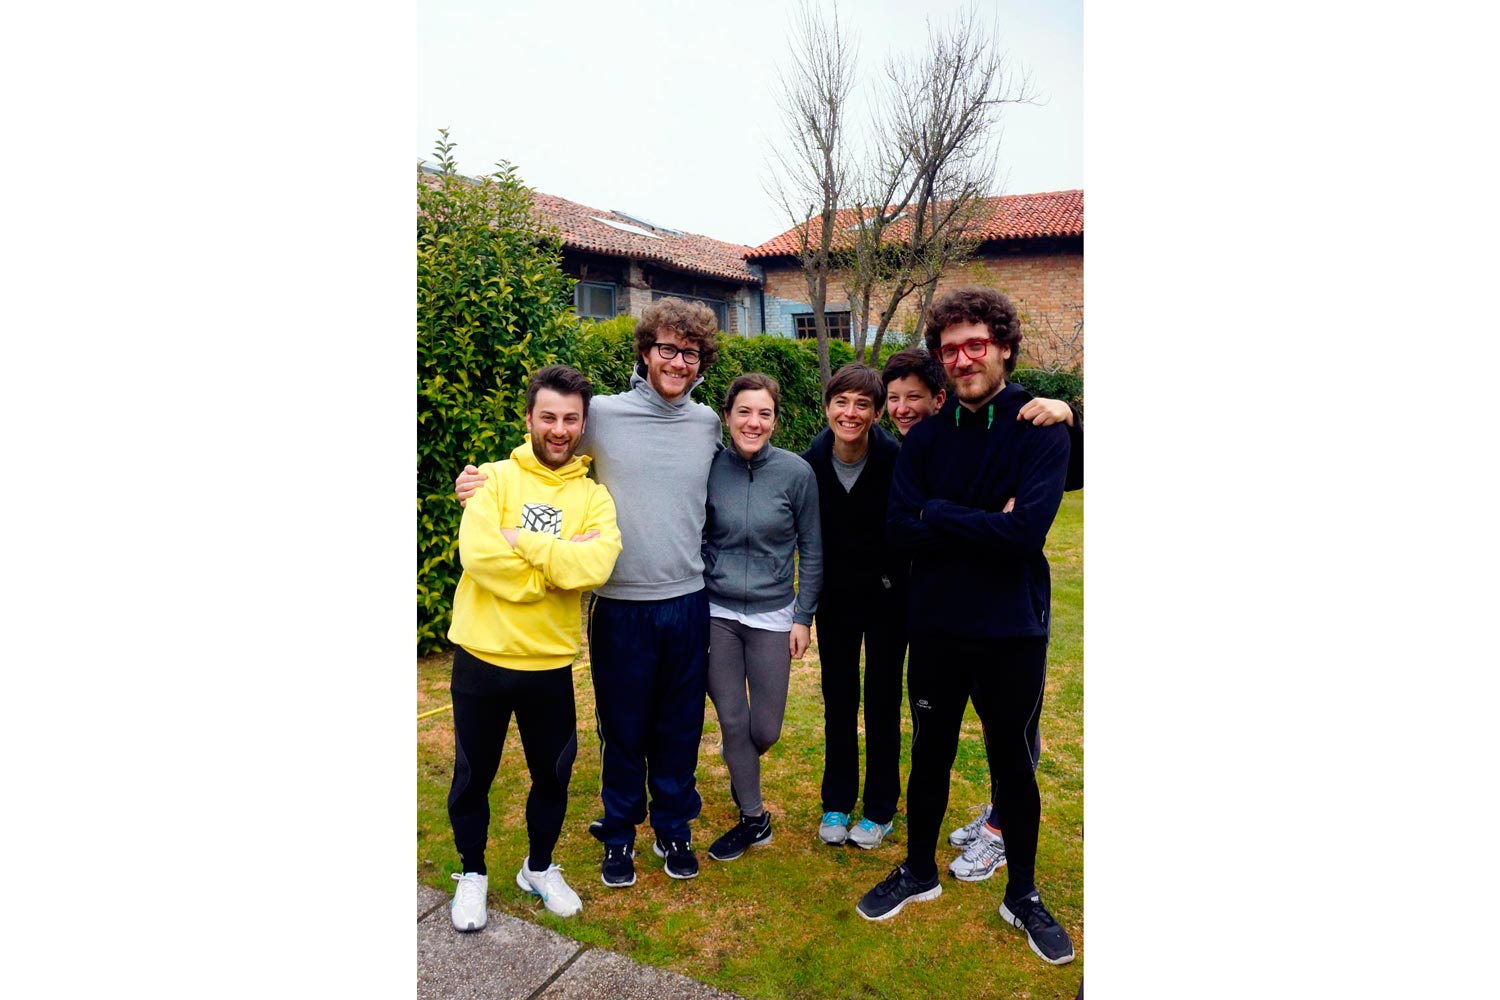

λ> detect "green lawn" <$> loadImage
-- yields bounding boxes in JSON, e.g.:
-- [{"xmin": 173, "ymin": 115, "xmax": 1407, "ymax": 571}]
[{"xmin": 418, "ymin": 490, "xmax": 1083, "ymax": 999}]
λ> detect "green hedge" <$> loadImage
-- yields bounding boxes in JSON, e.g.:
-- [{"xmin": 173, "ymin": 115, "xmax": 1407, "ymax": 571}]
[
  {"xmin": 568, "ymin": 319, "xmax": 1081, "ymax": 448},
  {"xmin": 1009, "ymin": 365, "xmax": 1084, "ymax": 417}
]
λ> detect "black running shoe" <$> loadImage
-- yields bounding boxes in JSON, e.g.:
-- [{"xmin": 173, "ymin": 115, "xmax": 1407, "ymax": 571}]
[
  {"xmin": 708, "ymin": 812, "xmax": 773, "ymax": 861},
  {"xmin": 601, "ymin": 843, "xmax": 636, "ymax": 888},
  {"xmin": 999, "ymin": 890, "xmax": 1075, "ymax": 965},
  {"xmin": 856, "ymin": 864, "xmax": 942, "ymax": 921},
  {"xmin": 652, "ymin": 837, "xmax": 700, "ymax": 879}
]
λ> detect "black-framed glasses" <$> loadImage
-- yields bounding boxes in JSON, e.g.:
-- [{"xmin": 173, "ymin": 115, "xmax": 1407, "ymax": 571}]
[
  {"xmin": 650, "ymin": 342, "xmax": 702, "ymax": 365},
  {"xmin": 937, "ymin": 338, "xmax": 993, "ymax": 365}
]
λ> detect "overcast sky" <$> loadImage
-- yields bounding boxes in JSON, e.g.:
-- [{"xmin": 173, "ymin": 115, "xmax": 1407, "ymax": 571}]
[{"xmin": 418, "ymin": 0, "xmax": 1081, "ymax": 248}]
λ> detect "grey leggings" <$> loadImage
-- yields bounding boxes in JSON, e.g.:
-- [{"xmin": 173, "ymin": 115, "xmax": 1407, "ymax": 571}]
[{"xmin": 706, "ymin": 617, "xmax": 792, "ymax": 817}]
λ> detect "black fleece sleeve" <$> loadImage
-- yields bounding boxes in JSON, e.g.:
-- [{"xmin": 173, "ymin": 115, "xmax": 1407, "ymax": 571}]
[
  {"xmin": 919, "ymin": 424, "xmax": 1070, "ymax": 555},
  {"xmin": 886, "ymin": 430, "xmax": 945, "ymax": 552}
]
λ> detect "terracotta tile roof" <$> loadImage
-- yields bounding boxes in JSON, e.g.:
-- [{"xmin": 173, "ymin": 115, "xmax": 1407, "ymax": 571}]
[
  {"xmin": 530, "ymin": 191, "xmax": 761, "ymax": 285},
  {"xmin": 419, "ymin": 170, "xmax": 760, "ymax": 285},
  {"xmin": 745, "ymin": 189, "xmax": 1083, "ymax": 259}
]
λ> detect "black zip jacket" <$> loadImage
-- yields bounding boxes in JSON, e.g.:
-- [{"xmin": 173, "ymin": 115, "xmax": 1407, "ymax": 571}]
[
  {"xmin": 887, "ymin": 382, "xmax": 1070, "ymax": 639},
  {"xmin": 801, "ymin": 424, "xmax": 907, "ymax": 602}
]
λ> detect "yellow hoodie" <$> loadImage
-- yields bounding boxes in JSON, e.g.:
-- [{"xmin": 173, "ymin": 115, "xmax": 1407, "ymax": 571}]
[{"xmin": 447, "ymin": 438, "xmax": 622, "ymax": 670}]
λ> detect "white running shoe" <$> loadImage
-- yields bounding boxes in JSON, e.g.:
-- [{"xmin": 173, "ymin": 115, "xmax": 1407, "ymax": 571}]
[
  {"xmin": 516, "ymin": 859, "xmax": 583, "ymax": 917},
  {"xmin": 948, "ymin": 822, "xmax": 1007, "ymax": 881},
  {"xmin": 450, "ymin": 871, "xmax": 488, "ymax": 931},
  {"xmin": 948, "ymin": 803, "xmax": 991, "ymax": 847}
]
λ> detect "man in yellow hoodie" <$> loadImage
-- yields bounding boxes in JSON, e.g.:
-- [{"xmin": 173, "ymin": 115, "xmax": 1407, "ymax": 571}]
[{"xmin": 446, "ymin": 365, "xmax": 622, "ymax": 930}]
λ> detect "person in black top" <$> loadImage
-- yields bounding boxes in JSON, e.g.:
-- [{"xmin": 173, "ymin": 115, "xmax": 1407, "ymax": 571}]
[
  {"xmin": 855, "ymin": 286, "xmax": 1075, "ymax": 967},
  {"xmin": 800, "ymin": 363, "xmax": 907, "ymax": 849}
]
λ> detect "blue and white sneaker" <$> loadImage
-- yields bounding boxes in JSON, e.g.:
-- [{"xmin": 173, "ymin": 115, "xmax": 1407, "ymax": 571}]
[
  {"xmin": 847, "ymin": 816, "xmax": 894, "ymax": 850},
  {"xmin": 516, "ymin": 858, "xmax": 582, "ymax": 917},
  {"xmin": 818, "ymin": 811, "xmax": 850, "ymax": 845}
]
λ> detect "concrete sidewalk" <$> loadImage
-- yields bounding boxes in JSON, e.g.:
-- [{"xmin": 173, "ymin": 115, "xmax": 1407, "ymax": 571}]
[{"xmin": 418, "ymin": 883, "xmax": 747, "ymax": 1000}]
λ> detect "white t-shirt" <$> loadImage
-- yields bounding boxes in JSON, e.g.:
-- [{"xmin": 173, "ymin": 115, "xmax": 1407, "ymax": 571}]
[{"xmin": 708, "ymin": 599, "xmax": 795, "ymax": 633}]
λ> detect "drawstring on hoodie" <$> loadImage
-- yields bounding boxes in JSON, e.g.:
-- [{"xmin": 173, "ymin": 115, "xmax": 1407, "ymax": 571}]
[{"xmin": 954, "ymin": 403, "xmax": 995, "ymax": 429}]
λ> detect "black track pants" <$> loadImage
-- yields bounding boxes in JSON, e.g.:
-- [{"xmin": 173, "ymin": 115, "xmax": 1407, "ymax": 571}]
[
  {"xmin": 816, "ymin": 589, "xmax": 908, "ymax": 824},
  {"xmin": 447, "ymin": 647, "xmax": 579, "ymax": 874},
  {"xmin": 588, "ymin": 590, "xmax": 710, "ymax": 846},
  {"xmin": 903, "ymin": 634, "xmax": 1048, "ymax": 898}
]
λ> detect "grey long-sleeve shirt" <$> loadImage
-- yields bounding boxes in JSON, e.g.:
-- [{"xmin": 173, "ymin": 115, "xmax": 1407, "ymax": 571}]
[{"xmin": 580, "ymin": 370, "xmax": 723, "ymax": 601}]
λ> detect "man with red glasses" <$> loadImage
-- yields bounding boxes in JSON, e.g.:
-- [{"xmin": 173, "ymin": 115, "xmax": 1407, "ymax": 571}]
[{"xmin": 855, "ymin": 286, "xmax": 1075, "ymax": 967}]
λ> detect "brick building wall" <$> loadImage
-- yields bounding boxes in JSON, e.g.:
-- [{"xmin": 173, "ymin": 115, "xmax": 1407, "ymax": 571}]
[{"xmin": 757, "ymin": 236, "xmax": 1084, "ymax": 371}]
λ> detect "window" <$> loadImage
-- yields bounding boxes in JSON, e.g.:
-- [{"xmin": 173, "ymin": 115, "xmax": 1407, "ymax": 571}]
[
  {"xmin": 575, "ymin": 282, "xmax": 616, "ymax": 321},
  {"xmin": 794, "ymin": 312, "xmax": 851, "ymax": 342},
  {"xmin": 652, "ymin": 291, "xmax": 728, "ymax": 331}
]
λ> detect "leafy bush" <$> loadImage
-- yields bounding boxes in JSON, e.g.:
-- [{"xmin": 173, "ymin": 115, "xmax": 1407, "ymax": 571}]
[
  {"xmin": 417, "ymin": 133, "xmax": 577, "ymax": 652},
  {"xmin": 1009, "ymin": 365, "xmax": 1084, "ymax": 415}
]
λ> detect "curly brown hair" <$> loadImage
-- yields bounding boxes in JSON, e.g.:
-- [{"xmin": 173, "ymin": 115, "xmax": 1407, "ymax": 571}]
[
  {"xmin": 923, "ymin": 286, "xmax": 1022, "ymax": 375},
  {"xmin": 722, "ymin": 372, "xmax": 781, "ymax": 418},
  {"xmin": 634, "ymin": 297, "xmax": 722, "ymax": 372}
]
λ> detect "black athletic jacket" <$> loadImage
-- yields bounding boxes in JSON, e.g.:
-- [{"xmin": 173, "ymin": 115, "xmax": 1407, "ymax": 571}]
[
  {"xmin": 888, "ymin": 382, "xmax": 1070, "ymax": 639},
  {"xmin": 800, "ymin": 424, "xmax": 907, "ymax": 604}
]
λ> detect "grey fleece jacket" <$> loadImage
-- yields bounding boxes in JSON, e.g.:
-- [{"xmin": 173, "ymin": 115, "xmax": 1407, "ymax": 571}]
[
  {"xmin": 580, "ymin": 369, "xmax": 723, "ymax": 601},
  {"xmin": 703, "ymin": 444, "xmax": 823, "ymax": 626}
]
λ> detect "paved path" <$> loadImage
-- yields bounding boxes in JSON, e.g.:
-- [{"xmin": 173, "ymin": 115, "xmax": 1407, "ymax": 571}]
[{"xmin": 418, "ymin": 883, "xmax": 747, "ymax": 1000}]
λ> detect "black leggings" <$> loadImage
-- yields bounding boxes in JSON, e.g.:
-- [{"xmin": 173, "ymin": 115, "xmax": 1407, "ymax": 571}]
[
  {"xmin": 447, "ymin": 647, "xmax": 579, "ymax": 874},
  {"xmin": 904, "ymin": 634, "xmax": 1048, "ymax": 900}
]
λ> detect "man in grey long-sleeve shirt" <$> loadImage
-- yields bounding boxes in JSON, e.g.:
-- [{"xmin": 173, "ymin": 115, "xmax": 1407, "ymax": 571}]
[{"xmin": 456, "ymin": 298, "xmax": 723, "ymax": 886}]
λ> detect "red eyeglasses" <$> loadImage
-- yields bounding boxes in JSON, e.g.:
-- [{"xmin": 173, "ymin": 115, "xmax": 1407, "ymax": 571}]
[{"xmin": 937, "ymin": 338, "xmax": 993, "ymax": 365}]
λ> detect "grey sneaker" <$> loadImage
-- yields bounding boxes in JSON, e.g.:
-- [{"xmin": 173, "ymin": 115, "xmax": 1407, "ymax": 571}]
[
  {"xmin": 450, "ymin": 871, "xmax": 488, "ymax": 931},
  {"xmin": 847, "ymin": 816, "xmax": 894, "ymax": 850},
  {"xmin": 948, "ymin": 822, "xmax": 1007, "ymax": 881},
  {"xmin": 818, "ymin": 811, "xmax": 850, "ymax": 845},
  {"xmin": 949, "ymin": 803, "xmax": 992, "ymax": 847}
]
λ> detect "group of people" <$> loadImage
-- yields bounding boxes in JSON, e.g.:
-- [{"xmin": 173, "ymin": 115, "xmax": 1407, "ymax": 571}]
[{"xmin": 440, "ymin": 286, "xmax": 1082, "ymax": 965}]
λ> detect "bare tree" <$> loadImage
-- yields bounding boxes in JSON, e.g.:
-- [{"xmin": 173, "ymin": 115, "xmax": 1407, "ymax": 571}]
[
  {"xmin": 764, "ymin": 0, "xmax": 856, "ymax": 387},
  {"xmin": 1018, "ymin": 302, "xmax": 1085, "ymax": 373},
  {"xmin": 841, "ymin": 5, "xmax": 1039, "ymax": 363}
]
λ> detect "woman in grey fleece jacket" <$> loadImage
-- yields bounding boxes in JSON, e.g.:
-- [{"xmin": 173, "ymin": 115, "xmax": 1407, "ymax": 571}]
[{"xmin": 701, "ymin": 373, "xmax": 822, "ymax": 864}]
